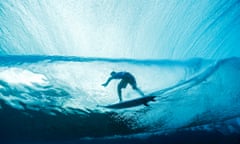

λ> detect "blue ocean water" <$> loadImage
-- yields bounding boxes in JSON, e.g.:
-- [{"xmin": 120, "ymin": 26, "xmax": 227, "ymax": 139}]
[{"xmin": 0, "ymin": 1, "xmax": 240, "ymax": 144}]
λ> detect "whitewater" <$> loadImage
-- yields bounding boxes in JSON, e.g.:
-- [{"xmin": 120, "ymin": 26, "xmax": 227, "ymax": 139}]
[{"xmin": 0, "ymin": 0, "xmax": 240, "ymax": 143}]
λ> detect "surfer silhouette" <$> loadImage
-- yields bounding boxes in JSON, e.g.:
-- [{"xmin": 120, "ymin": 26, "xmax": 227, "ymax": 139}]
[{"xmin": 102, "ymin": 71, "xmax": 144, "ymax": 102}]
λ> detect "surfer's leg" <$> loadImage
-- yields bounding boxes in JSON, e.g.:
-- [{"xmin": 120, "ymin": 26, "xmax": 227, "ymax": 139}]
[
  {"xmin": 135, "ymin": 87, "xmax": 145, "ymax": 97},
  {"xmin": 118, "ymin": 80, "xmax": 128, "ymax": 102},
  {"xmin": 128, "ymin": 77, "xmax": 144, "ymax": 97},
  {"xmin": 117, "ymin": 83, "xmax": 123, "ymax": 102},
  {"xmin": 132, "ymin": 84, "xmax": 144, "ymax": 97}
]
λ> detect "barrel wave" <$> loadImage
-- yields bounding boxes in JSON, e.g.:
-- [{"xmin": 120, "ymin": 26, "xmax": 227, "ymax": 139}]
[
  {"xmin": 0, "ymin": 0, "xmax": 240, "ymax": 143},
  {"xmin": 0, "ymin": 56, "xmax": 240, "ymax": 143}
]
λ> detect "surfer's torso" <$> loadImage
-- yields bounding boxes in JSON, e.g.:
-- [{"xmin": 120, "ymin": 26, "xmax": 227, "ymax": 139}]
[{"xmin": 112, "ymin": 72, "xmax": 134, "ymax": 79}]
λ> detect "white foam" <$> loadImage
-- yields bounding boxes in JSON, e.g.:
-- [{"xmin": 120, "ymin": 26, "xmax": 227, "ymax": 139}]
[{"xmin": 0, "ymin": 67, "xmax": 49, "ymax": 86}]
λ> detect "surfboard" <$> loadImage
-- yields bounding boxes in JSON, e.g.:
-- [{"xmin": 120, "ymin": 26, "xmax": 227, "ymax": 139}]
[{"xmin": 99, "ymin": 95, "xmax": 156, "ymax": 109}]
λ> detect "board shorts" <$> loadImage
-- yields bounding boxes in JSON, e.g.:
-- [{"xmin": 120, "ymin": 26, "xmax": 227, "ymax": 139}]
[{"xmin": 118, "ymin": 74, "xmax": 137, "ymax": 89}]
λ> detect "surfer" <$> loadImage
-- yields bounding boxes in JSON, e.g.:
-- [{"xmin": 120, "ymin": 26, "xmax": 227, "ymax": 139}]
[{"xmin": 102, "ymin": 71, "xmax": 144, "ymax": 102}]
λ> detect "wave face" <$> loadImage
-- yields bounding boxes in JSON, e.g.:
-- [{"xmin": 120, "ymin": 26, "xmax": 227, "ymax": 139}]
[
  {"xmin": 0, "ymin": 0, "xmax": 240, "ymax": 59},
  {"xmin": 0, "ymin": 56, "xmax": 240, "ymax": 143},
  {"xmin": 1, "ymin": 1, "xmax": 240, "ymax": 143}
]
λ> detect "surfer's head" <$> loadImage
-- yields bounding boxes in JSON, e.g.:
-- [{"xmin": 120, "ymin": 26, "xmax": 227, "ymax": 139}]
[{"xmin": 111, "ymin": 71, "xmax": 116, "ymax": 76}]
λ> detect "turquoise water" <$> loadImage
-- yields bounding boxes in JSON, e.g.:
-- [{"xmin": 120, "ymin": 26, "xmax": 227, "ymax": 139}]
[
  {"xmin": 1, "ymin": 0, "xmax": 239, "ymax": 59},
  {"xmin": 0, "ymin": 1, "xmax": 240, "ymax": 143}
]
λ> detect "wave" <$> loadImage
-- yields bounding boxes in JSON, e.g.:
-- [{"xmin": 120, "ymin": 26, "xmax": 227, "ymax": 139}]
[
  {"xmin": 1, "ymin": 1, "xmax": 239, "ymax": 143},
  {"xmin": 1, "ymin": 0, "xmax": 240, "ymax": 59},
  {"xmin": 0, "ymin": 56, "xmax": 240, "ymax": 142}
]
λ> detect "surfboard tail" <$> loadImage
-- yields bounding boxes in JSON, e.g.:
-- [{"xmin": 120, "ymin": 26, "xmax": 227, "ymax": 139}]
[
  {"xmin": 143, "ymin": 96, "xmax": 156, "ymax": 106},
  {"xmin": 143, "ymin": 102, "xmax": 149, "ymax": 106},
  {"xmin": 150, "ymin": 96, "xmax": 156, "ymax": 101}
]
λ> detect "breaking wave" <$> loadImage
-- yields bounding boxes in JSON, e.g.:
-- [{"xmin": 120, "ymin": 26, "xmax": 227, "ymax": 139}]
[{"xmin": 0, "ymin": 56, "xmax": 239, "ymax": 142}]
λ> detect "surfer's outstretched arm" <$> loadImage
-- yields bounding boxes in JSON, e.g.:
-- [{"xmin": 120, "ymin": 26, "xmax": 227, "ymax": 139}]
[{"xmin": 102, "ymin": 77, "xmax": 113, "ymax": 87}]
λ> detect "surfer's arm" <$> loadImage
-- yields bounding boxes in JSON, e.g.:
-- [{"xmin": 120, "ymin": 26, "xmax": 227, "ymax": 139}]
[{"xmin": 102, "ymin": 77, "xmax": 113, "ymax": 87}]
